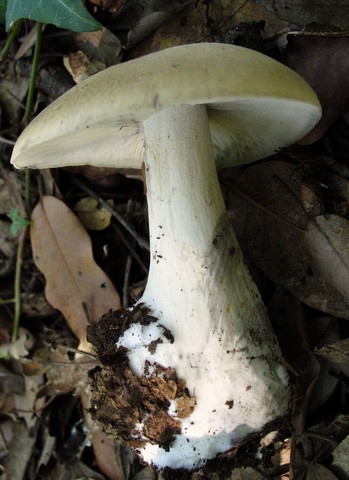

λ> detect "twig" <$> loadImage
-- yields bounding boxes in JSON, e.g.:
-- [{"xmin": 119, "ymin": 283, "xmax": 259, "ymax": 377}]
[
  {"xmin": 112, "ymin": 222, "xmax": 148, "ymax": 274},
  {"xmin": 0, "ymin": 136, "xmax": 16, "ymax": 146},
  {"xmin": 287, "ymin": 30, "xmax": 349, "ymax": 37},
  {"xmin": 195, "ymin": 0, "xmax": 249, "ymax": 42},
  {"xmin": 122, "ymin": 255, "xmax": 133, "ymax": 308}
]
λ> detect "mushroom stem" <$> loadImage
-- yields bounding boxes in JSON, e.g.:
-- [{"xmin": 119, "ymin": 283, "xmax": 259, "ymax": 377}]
[
  {"xmin": 143, "ymin": 104, "xmax": 227, "ymax": 311},
  {"xmin": 117, "ymin": 104, "xmax": 289, "ymax": 468}
]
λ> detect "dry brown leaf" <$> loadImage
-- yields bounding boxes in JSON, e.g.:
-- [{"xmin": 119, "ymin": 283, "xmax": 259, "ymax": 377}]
[
  {"xmin": 0, "ymin": 59, "xmax": 29, "ymax": 125},
  {"xmin": 42, "ymin": 345, "xmax": 96, "ymax": 395},
  {"xmin": 90, "ymin": 429, "xmax": 128, "ymax": 480},
  {"xmin": 317, "ymin": 338, "xmax": 349, "ymax": 377},
  {"xmin": 230, "ymin": 467, "xmax": 267, "ymax": 479},
  {"xmin": 307, "ymin": 463, "xmax": 339, "ymax": 480},
  {"xmin": 3, "ymin": 420, "xmax": 38, "ymax": 479},
  {"xmin": 63, "ymin": 50, "xmax": 105, "ymax": 83},
  {"xmin": 0, "ymin": 417, "xmax": 14, "ymax": 457},
  {"xmin": 88, "ymin": 0, "xmax": 126, "ymax": 15},
  {"xmin": 35, "ymin": 430, "xmax": 56, "ymax": 474},
  {"xmin": 277, "ymin": 37, "xmax": 349, "ymax": 144},
  {"xmin": 21, "ymin": 292, "xmax": 56, "ymax": 318},
  {"xmin": 228, "ymin": 160, "xmax": 349, "ymax": 319},
  {"xmin": 127, "ymin": 0, "xmax": 287, "ymax": 59},
  {"xmin": 0, "ymin": 179, "xmax": 14, "ymax": 215},
  {"xmin": 0, "ymin": 364, "xmax": 24, "ymax": 395},
  {"xmin": 115, "ymin": 0, "xmax": 194, "ymax": 53},
  {"xmin": 331, "ymin": 435, "xmax": 349, "ymax": 479},
  {"xmin": 0, "ymin": 393, "xmax": 14, "ymax": 415},
  {"xmin": 134, "ymin": 466, "xmax": 155, "ymax": 480},
  {"xmin": 14, "ymin": 373, "xmax": 44, "ymax": 428},
  {"xmin": 81, "ymin": 387, "xmax": 134, "ymax": 480},
  {"xmin": 30, "ymin": 196, "xmax": 121, "ymax": 341},
  {"xmin": 45, "ymin": 456, "xmax": 105, "ymax": 480},
  {"xmin": 257, "ymin": 0, "xmax": 349, "ymax": 30},
  {"xmin": 306, "ymin": 214, "xmax": 349, "ymax": 300},
  {"xmin": 35, "ymin": 345, "xmax": 126, "ymax": 479},
  {"xmin": 270, "ymin": 290, "xmax": 339, "ymax": 412},
  {"xmin": 74, "ymin": 29, "xmax": 122, "ymax": 67},
  {"xmin": 317, "ymin": 338, "xmax": 349, "ymax": 365}
]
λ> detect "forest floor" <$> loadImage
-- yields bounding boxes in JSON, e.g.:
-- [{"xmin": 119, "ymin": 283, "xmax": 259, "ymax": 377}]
[{"xmin": 0, "ymin": 1, "xmax": 349, "ymax": 479}]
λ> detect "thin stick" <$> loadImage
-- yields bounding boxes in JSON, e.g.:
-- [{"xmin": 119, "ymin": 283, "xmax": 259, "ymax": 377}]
[
  {"xmin": 112, "ymin": 222, "xmax": 148, "ymax": 274},
  {"xmin": 0, "ymin": 136, "xmax": 15, "ymax": 146},
  {"xmin": 122, "ymin": 255, "xmax": 132, "ymax": 308}
]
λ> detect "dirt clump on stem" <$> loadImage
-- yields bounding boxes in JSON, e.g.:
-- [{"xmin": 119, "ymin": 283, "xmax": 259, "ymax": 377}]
[{"xmin": 87, "ymin": 307, "xmax": 196, "ymax": 452}]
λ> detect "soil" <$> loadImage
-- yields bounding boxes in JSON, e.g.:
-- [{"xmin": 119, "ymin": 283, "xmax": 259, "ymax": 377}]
[{"xmin": 87, "ymin": 307, "xmax": 196, "ymax": 451}]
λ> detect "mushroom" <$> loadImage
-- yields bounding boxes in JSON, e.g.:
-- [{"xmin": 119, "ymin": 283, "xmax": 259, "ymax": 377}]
[{"xmin": 11, "ymin": 44, "xmax": 321, "ymax": 470}]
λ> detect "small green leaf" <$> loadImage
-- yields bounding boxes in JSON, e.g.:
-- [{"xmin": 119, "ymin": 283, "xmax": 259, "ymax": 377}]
[
  {"xmin": 6, "ymin": 0, "xmax": 102, "ymax": 32},
  {"xmin": 8, "ymin": 208, "xmax": 30, "ymax": 236}
]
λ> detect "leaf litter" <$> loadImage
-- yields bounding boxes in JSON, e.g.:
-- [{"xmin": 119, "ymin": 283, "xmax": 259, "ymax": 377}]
[
  {"xmin": 1, "ymin": 1, "xmax": 349, "ymax": 479},
  {"xmin": 30, "ymin": 195, "xmax": 121, "ymax": 341}
]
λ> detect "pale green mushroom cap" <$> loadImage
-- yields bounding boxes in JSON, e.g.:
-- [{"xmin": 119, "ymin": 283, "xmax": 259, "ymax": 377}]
[{"xmin": 11, "ymin": 43, "xmax": 321, "ymax": 170}]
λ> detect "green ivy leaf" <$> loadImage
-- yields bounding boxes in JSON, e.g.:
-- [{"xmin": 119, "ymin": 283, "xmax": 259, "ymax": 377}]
[
  {"xmin": 0, "ymin": 0, "xmax": 6, "ymax": 24},
  {"xmin": 8, "ymin": 208, "xmax": 30, "ymax": 236},
  {"xmin": 5, "ymin": 0, "xmax": 102, "ymax": 32}
]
